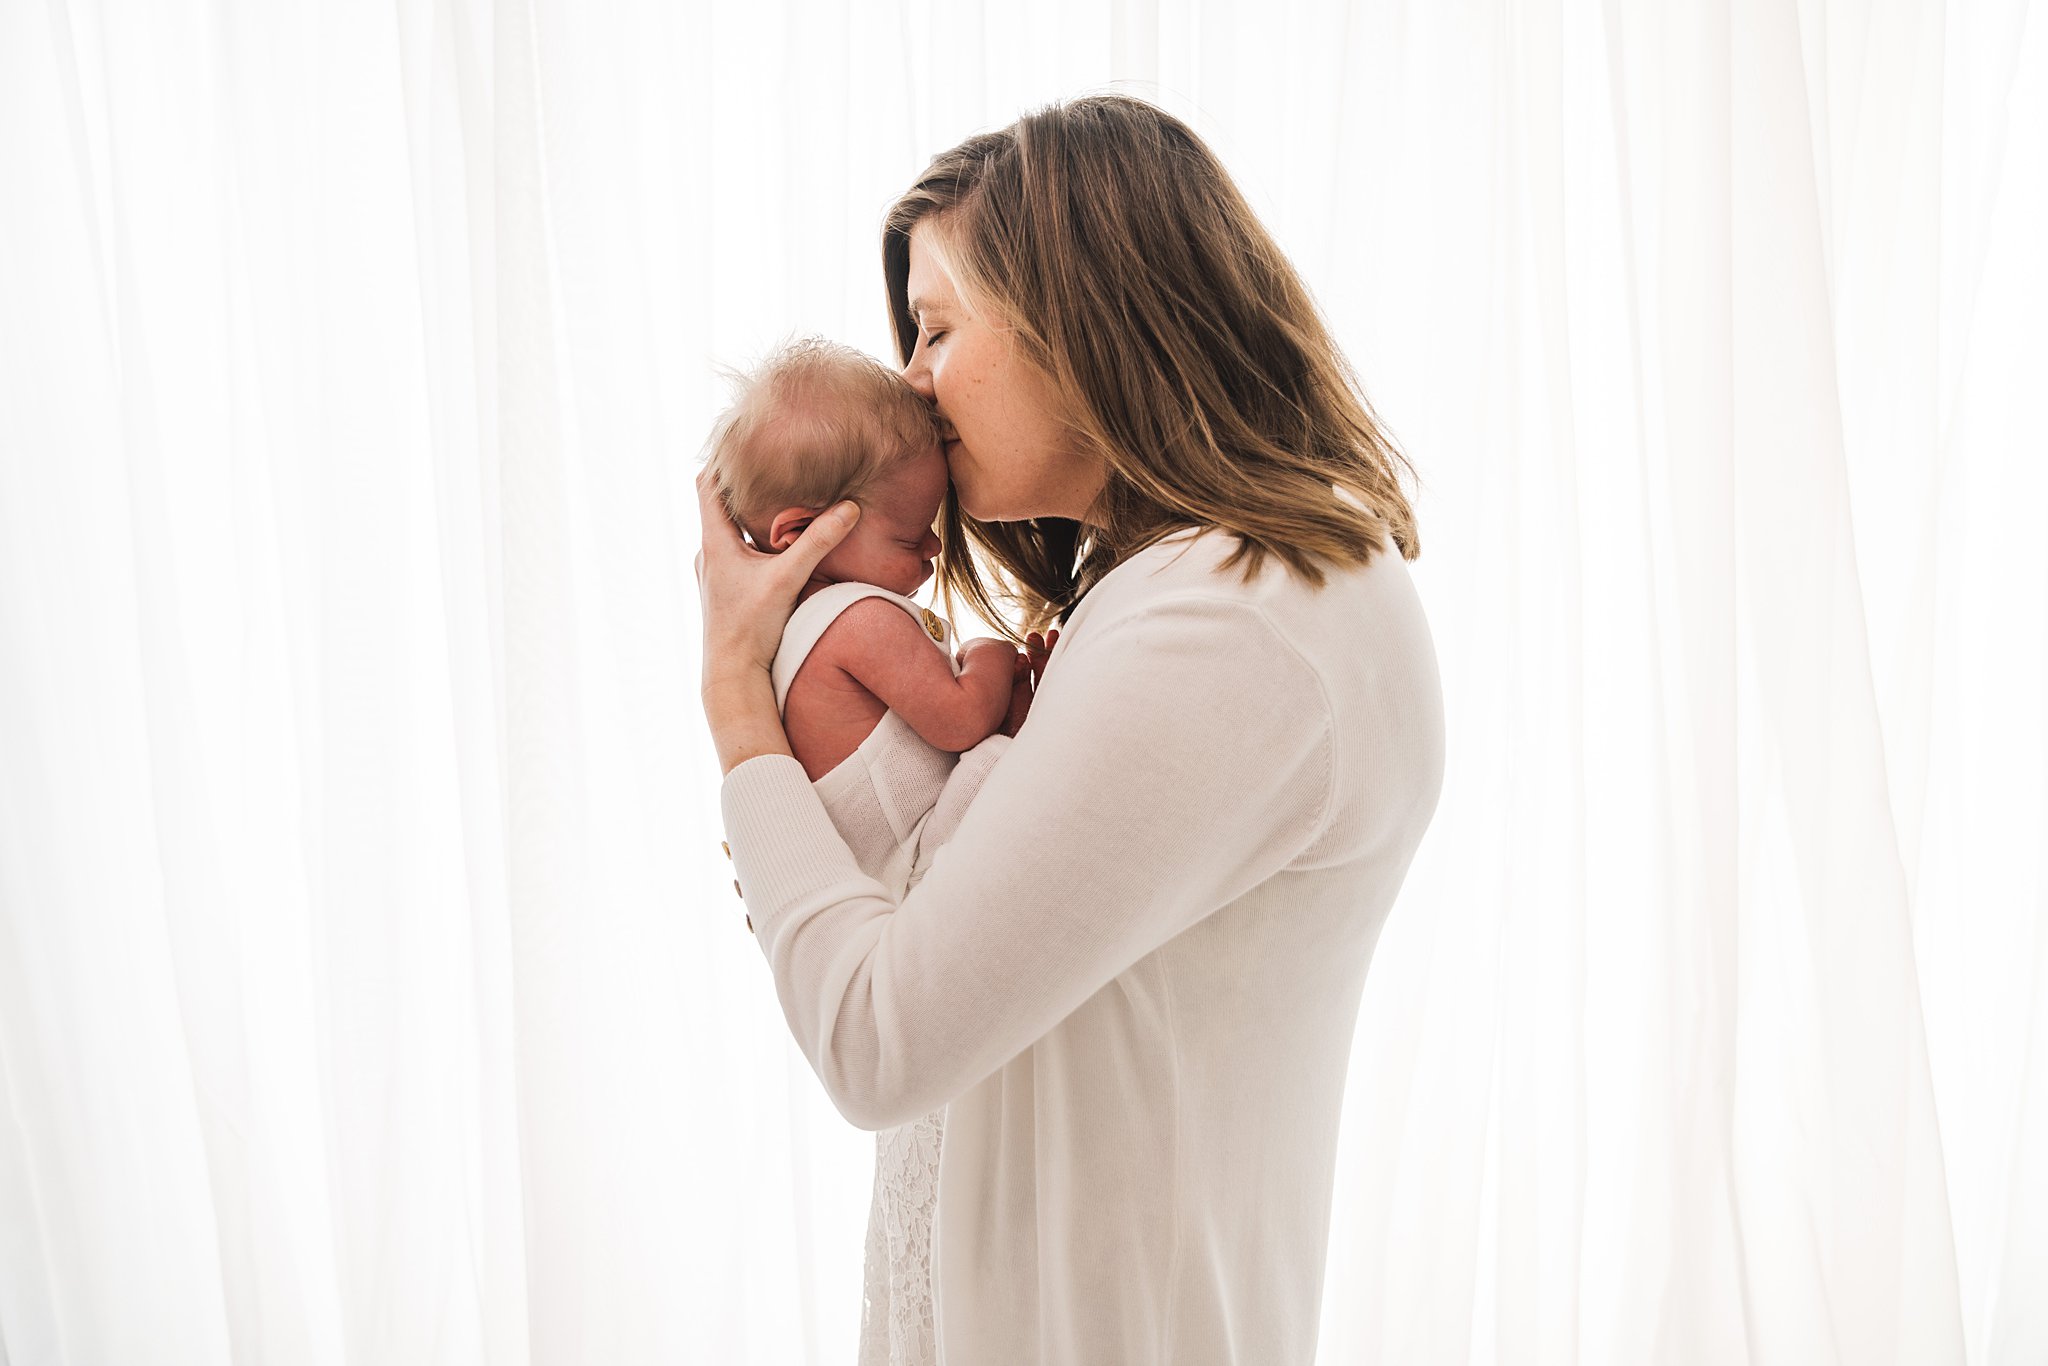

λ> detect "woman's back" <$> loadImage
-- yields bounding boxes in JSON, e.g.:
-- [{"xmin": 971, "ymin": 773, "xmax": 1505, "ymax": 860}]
[{"xmin": 933, "ymin": 522, "xmax": 1441, "ymax": 1364}]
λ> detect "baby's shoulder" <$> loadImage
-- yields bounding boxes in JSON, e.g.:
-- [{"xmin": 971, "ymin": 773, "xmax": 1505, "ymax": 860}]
[
  {"xmin": 814, "ymin": 592, "xmax": 924, "ymax": 639},
  {"xmin": 805, "ymin": 594, "xmax": 934, "ymax": 667}
]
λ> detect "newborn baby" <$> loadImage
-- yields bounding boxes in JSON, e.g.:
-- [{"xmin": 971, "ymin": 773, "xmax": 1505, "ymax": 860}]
[
  {"xmin": 701, "ymin": 334, "xmax": 1036, "ymax": 1366},
  {"xmin": 703, "ymin": 336, "xmax": 1033, "ymax": 872}
]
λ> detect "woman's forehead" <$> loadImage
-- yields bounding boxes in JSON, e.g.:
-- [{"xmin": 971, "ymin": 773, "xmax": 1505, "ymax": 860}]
[{"xmin": 906, "ymin": 223, "xmax": 960, "ymax": 310}]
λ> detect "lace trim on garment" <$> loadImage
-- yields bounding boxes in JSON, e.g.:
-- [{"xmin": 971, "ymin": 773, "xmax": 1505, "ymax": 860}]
[{"xmin": 858, "ymin": 1106, "xmax": 946, "ymax": 1366}]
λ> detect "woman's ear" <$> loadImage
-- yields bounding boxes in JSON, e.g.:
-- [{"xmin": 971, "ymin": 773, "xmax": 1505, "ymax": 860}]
[{"xmin": 765, "ymin": 506, "xmax": 820, "ymax": 553}]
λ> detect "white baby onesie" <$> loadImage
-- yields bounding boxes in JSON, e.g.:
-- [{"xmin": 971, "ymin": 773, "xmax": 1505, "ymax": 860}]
[{"xmin": 769, "ymin": 580, "xmax": 1009, "ymax": 1366}]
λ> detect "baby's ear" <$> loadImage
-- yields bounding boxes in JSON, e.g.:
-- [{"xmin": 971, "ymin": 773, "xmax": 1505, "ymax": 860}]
[{"xmin": 765, "ymin": 505, "xmax": 820, "ymax": 553}]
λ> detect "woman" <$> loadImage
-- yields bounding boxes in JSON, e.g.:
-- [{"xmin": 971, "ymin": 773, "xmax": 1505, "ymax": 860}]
[{"xmin": 696, "ymin": 95, "xmax": 1445, "ymax": 1366}]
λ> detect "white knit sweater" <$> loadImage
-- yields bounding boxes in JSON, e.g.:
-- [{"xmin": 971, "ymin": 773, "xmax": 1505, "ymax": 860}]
[{"xmin": 720, "ymin": 519, "xmax": 1445, "ymax": 1365}]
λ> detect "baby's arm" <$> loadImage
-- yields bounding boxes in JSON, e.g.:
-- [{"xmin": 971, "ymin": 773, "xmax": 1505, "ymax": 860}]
[{"xmin": 812, "ymin": 599, "xmax": 1015, "ymax": 752}]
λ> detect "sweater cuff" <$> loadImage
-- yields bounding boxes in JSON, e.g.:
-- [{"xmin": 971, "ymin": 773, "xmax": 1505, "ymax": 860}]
[{"xmin": 718, "ymin": 753, "xmax": 875, "ymax": 944}]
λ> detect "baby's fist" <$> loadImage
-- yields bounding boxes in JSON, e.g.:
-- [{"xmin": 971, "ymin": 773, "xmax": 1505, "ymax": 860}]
[{"xmin": 957, "ymin": 636, "xmax": 1018, "ymax": 670}]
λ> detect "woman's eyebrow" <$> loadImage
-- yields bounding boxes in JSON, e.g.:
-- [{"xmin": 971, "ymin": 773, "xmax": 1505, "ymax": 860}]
[{"xmin": 908, "ymin": 296, "xmax": 950, "ymax": 318}]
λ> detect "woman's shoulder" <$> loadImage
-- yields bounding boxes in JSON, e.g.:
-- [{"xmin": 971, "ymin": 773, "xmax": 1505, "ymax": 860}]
[
  {"xmin": 1062, "ymin": 519, "xmax": 1439, "ymax": 741},
  {"xmin": 1073, "ymin": 521, "xmax": 1420, "ymax": 648},
  {"xmin": 1058, "ymin": 523, "xmax": 1443, "ymax": 856}
]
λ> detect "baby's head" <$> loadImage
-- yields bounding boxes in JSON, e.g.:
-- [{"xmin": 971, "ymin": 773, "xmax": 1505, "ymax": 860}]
[{"xmin": 703, "ymin": 336, "xmax": 949, "ymax": 596}]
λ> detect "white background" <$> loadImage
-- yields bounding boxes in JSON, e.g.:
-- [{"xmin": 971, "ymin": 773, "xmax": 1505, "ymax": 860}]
[{"xmin": 0, "ymin": 1, "xmax": 2042, "ymax": 1363}]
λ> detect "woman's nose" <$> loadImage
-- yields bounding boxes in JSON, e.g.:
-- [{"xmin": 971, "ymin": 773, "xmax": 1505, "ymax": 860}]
[{"xmin": 902, "ymin": 351, "xmax": 935, "ymax": 400}]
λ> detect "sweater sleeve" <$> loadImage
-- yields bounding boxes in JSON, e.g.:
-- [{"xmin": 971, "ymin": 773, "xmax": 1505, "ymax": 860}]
[{"xmin": 718, "ymin": 593, "xmax": 1335, "ymax": 1131}]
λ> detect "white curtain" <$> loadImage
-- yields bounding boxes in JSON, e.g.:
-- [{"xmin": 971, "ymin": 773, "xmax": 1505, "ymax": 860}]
[{"xmin": 0, "ymin": 1, "xmax": 2039, "ymax": 1363}]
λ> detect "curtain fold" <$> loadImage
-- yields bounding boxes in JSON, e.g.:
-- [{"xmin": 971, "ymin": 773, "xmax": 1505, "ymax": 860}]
[{"xmin": 1, "ymin": 2, "xmax": 2040, "ymax": 1363}]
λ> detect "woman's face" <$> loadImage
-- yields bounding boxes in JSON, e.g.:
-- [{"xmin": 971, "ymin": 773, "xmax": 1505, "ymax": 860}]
[{"xmin": 901, "ymin": 221, "xmax": 1105, "ymax": 525}]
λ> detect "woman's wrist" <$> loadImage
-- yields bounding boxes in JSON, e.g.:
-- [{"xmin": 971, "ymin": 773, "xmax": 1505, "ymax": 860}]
[{"xmin": 702, "ymin": 667, "xmax": 793, "ymax": 776}]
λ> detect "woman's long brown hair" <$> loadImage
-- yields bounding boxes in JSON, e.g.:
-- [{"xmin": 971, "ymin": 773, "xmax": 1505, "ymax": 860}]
[{"xmin": 883, "ymin": 93, "xmax": 1423, "ymax": 640}]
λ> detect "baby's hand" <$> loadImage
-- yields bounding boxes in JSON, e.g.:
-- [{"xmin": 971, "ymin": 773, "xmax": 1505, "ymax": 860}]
[
  {"xmin": 949, "ymin": 636, "xmax": 1027, "ymax": 744},
  {"xmin": 955, "ymin": 636, "xmax": 1018, "ymax": 672}
]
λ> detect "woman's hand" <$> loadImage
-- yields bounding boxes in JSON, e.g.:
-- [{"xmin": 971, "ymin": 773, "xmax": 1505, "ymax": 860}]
[
  {"xmin": 1025, "ymin": 629, "xmax": 1059, "ymax": 690},
  {"xmin": 695, "ymin": 465, "xmax": 861, "ymax": 774},
  {"xmin": 694, "ymin": 465, "xmax": 860, "ymax": 686},
  {"xmin": 999, "ymin": 651, "xmax": 1033, "ymax": 737}
]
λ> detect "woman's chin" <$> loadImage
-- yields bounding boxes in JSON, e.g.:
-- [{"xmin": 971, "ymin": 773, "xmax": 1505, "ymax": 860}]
[
  {"xmin": 953, "ymin": 487, "xmax": 1000, "ymax": 523},
  {"xmin": 954, "ymin": 484, "xmax": 1031, "ymax": 525}
]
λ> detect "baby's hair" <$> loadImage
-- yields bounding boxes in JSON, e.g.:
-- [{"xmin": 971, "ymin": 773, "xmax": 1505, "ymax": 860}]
[{"xmin": 700, "ymin": 335, "xmax": 941, "ymax": 542}]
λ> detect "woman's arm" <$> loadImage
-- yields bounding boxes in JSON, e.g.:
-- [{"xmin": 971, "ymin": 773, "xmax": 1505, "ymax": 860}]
[
  {"xmin": 694, "ymin": 466, "xmax": 863, "ymax": 774},
  {"xmin": 721, "ymin": 593, "xmax": 1339, "ymax": 1131}
]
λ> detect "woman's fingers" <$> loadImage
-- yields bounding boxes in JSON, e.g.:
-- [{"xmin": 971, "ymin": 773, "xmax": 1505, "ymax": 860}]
[
  {"xmin": 694, "ymin": 464, "xmax": 862, "ymax": 675},
  {"xmin": 694, "ymin": 462, "xmax": 855, "ymax": 594},
  {"xmin": 695, "ymin": 465, "xmax": 795, "ymax": 675},
  {"xmin": 1001, "ymin": 660, "xmax": 1035, "ymax": 737},
  {"xmin": 695, "ymin": 464, "xmax": 745, "ymax": 557},
  {"xmin": 785, "ymin": 499, "xmax": 862, "ymax": 583},
  {"xmin": 1025, "ymin": 628, "xmax": 1057, "ymax": 687}
]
